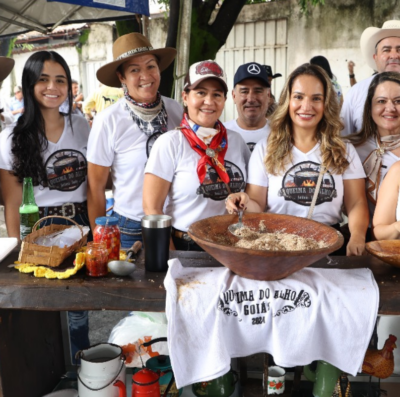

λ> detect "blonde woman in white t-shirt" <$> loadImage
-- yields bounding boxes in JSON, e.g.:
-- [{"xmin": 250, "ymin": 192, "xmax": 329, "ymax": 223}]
[{"xmin": 226, "ymin": 63, "xmax": 368, "ymax": 256}]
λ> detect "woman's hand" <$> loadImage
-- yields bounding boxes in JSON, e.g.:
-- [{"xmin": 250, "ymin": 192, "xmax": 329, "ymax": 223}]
[
  {"xmin": 225, "ymin": 193, "xmax": 248, "ymax": 214},
  {"xmin": 346, "ymin": 234, "xmax": 366, "ymax": 256}
]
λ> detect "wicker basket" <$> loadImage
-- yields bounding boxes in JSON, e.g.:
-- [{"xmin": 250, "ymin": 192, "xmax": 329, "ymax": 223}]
[{"xmin": 18, "ymin": 215, "xmax": 88, "ymax": 267}]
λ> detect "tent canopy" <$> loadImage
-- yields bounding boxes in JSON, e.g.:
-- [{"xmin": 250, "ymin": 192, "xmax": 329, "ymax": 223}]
[{"xmin": 0, "ymin": 0, "xmax": 149, "ymax": 38}]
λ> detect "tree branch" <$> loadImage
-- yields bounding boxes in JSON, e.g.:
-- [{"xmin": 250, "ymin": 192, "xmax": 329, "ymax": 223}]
[
  {"xmin": 165, "ymin": 0, "xmax": 180, "ymax": 48},
  {"xmin": 210, "ymin": 0, "xmax": 248, "ymax": 43},
  {"xmin": 160, "ymin": 0, "xmax": 180, "ymax": 97}
]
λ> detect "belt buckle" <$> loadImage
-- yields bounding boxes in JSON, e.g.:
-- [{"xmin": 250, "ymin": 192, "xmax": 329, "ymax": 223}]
[
  {"xmin": 62, "ymin": 202, "xmax": 75, "ymax": 218},
  {"xmin": 182, "ymin": 233, "xmax": 192, "ymax": 242}
]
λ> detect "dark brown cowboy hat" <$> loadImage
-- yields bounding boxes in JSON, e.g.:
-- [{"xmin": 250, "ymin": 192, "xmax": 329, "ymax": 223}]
[
  {"xmin": 97, "ymin": 33, "xmax": 177, "ymax": 88},
  {"xmin": 0, "ymin": 56, "xmax": 14, "ymax": 82}
]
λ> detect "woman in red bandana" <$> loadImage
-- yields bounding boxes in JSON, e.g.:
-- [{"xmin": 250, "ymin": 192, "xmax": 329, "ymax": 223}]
[{"xmin": 143, "ymin": 60, "xmax": 251, "ymax": 250}]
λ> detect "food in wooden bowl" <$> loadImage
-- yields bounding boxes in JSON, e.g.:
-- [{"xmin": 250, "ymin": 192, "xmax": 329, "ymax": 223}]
[
  {"xmin": 365, "ymin": 240, "xmax": 400, "ymax": 268},
  {"xmin": 188, "ymin": 213, "xmax": 344, "ymax": 281}
]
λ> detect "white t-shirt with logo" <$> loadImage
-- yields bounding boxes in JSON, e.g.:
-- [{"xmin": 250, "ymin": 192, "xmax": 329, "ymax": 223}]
[
  {"xmin": 0, "ymin": 114, "xmax": 90, "ymax": 206},
  {"xmin": 145, "ymin": 129, "xmax": 251, "ymax": 232},
  {"xmin": 224, "ymin": 119, "xmax": 270, "ymax": 152},
  {"xmin": 354, "ymin": 136, "xmax": 400, "ymax": 219},
  {"xmin": 87, "ymin": 96, "xmax": 183, "ymax": 222},
  {"xmin": 248, "ymin": 140, "xmax": 366, "ymax": 225}
]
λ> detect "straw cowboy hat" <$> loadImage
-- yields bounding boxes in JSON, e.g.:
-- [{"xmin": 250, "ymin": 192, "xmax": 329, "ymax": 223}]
[
  {"xmin": 0, "ymin": 56, "xmax": 14, "ymax": 82},
  {"xmin": 97, "ymin": 33, "xmax": 177, "ymax": 88},
  {"xmin": 360, "ymin": 20, "xmax": 400, "ymax": 70}
]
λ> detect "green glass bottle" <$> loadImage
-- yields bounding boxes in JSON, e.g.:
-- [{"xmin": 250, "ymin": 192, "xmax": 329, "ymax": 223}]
[{"xmin": 19, "ymin": 177, "xmax": 39, "ymax": 240}]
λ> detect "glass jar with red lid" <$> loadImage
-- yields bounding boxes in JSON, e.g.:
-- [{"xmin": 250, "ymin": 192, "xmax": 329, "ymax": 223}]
[
  {"xmin": 86, "ymin": 242, "xmax": 108, "ymax": 277},
  {"xmin": 93, "ymin": 216, "xmax": 120, "ymax": 261}
]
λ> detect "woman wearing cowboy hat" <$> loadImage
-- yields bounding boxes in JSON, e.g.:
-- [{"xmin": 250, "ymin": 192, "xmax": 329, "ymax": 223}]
[
  {"xmin": 87, "ymin": 33, "xmax": 183, "ymax": 249},
  {"xmin": 143, "ymin": 60, "xmax": 250, "ymax": 251}
]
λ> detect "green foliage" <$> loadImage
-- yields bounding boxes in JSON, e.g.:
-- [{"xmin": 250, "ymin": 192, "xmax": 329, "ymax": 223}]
[
  {"xmin": 7, "ymin": 37, "xmax": 18, "ymax": 57},
  {"xmin": 298, "ymin": 0, "xmax": 325, "ymax": 13},
  {"xmin": 245, "ymin": 0, "xmax": 325, "ymax": 11},
  {"xmin": 189, "ymin": 11, "xmax": 221, "ymax": 66},
  {"xmin": 76, "ymin": 28, "xmax": 90, "ymax": 54},
  {"xmin": 15, "ymin": 43, "xmax": 35, "ymax": 52}
]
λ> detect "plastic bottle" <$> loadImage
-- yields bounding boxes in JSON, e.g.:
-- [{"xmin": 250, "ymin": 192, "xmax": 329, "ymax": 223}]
[{"xmin": 19, "ymin": 177, "xmax": 39, "ymax": 240}]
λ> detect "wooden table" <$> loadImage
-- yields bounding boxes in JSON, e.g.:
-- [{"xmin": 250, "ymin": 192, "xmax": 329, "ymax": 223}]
[{"xmin": 0, "ymin": 249, "xmax": 399, "ymax": 397}]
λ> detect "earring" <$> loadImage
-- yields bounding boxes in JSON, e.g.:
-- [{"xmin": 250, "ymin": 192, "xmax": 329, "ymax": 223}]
[{"xmin": 183, "ymin": 102, "xmax": 187, "ymax": 107}]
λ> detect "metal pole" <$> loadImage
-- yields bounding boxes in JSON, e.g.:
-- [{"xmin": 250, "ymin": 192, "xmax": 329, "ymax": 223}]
[
  {"xmin": 142, "ymin": 15, "xmax": 149, "ymax": 38},
  {"xmin": 174, "ymin": 0, "xmax": 192, "ymax": 103}
]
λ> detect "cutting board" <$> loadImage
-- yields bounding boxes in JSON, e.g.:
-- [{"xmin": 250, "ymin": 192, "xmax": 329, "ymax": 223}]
[{"xmin": 0, "ymin": 238, "xmax": 18, "ymax": 262}]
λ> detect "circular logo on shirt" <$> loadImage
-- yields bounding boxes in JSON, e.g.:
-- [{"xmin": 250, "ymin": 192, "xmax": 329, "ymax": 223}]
[
  {"xmin": 196, "ymin": 160, "xmax": 246, "ymax": 201},
  {"xmin": 247, "ymin": 64, "xmax": 261, "ymax": 75},
  {"xmin": 44, "ymin": 150, "xmax": 87, "ymax": 191},
  {"xmin": 278, "ymin": 161, "xmax": 337, "ymax": 206},
  {"xmin": 146, "ymin": 132, "xmax": 163, "ymax": 158}
]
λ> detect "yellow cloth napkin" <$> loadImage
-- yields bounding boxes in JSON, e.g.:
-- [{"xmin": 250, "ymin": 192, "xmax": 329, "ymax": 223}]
[
  {"xmin": 14, "ymin": 250, "xmax": 128, "ymax": 280},
  {"xmin": 14, "ymin": 252, "xmax": 86, "ymax": 279}
]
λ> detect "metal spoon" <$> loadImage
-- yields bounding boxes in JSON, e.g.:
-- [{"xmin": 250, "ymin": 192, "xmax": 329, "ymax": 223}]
[
  {"xmin": 108, "ymin": 241, "xmax": 142, "ymax": 276},
  {"xmin": 228, "ymin": 209, "xmax": 244, "ymax": 237}
]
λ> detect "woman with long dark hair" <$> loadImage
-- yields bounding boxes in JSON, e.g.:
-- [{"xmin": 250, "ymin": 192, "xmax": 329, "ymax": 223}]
[
  {"xmin": 226, "ymin": 63, "xmax": 368, "ymax": 255},
  {"xmin": 0, "ymin": 50, "xmax": 90, "ymax": 233},
  {"xmin": 0, "ymin": 50, "xmax": 90, "ymax": 361}
]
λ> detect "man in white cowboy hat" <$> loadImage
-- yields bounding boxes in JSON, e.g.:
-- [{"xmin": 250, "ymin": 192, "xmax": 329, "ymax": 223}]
[
  {"xmin": 0, "ymin": 56, "xmax": 15, "ymax": 129},
  {"xmin": 341, "ymin": 20, "xmax": 400, "ymax": 136},
  {"xmin": 87, "ymin": 33, "xmax": 182, "ymax": 248},
  {"xmin": 224, "ymin": 62, "xmax": 271, "ymax": 152}
]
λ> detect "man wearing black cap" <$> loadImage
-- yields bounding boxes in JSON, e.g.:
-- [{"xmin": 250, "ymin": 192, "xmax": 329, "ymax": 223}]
[{"xmin": 224, "ymin": 62, "xmax": 271, "ymax": 152}]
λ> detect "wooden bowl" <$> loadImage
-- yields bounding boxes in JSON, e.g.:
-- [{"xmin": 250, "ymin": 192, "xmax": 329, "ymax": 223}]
[
  {"xmin": 188, "ymin": 213, "xmax": 344, "ymax": 281},
  {"xmin": 366, "ymin": 240, "xmax": 400, "ymax": 268}
]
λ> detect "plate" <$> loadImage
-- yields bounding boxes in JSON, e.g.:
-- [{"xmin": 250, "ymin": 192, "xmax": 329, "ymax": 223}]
[
  {"xmin": 0, "ymin": 237, "xmax": 18, "ymax": 262},
  {"xmin": 42, "ymin": 389, "xmax": 78, "ymax": 397},
  {"xmin": 366, "ymin": 240, "xmax": 400, "ymax": 268}
]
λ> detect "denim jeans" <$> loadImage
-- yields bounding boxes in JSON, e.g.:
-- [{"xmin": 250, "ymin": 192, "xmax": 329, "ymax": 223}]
[
  {"xmin": 39, "ymin": 208, "xmax": 91, "ymax": 363},
  {"xmin": 112, "ymin": 211, "xmax": 142, "ymax": 249},
  {"xmin": 39, "ymin": 209, "xmax": 93, "ymax": 241},
  {"xmin": 68, "ymin": 310, "xmax": 90, "ymax": 364}
]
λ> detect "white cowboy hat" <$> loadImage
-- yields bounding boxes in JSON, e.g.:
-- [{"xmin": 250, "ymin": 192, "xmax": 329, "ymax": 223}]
[{"xmin": 360, "ymin": 20, "xmax": 400, "ymax": 70}]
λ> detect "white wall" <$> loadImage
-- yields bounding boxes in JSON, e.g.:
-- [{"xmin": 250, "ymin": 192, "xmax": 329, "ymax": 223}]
[{"xmin": 0, "ymin": 46, "xmax": 81, "ymax": 104}]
